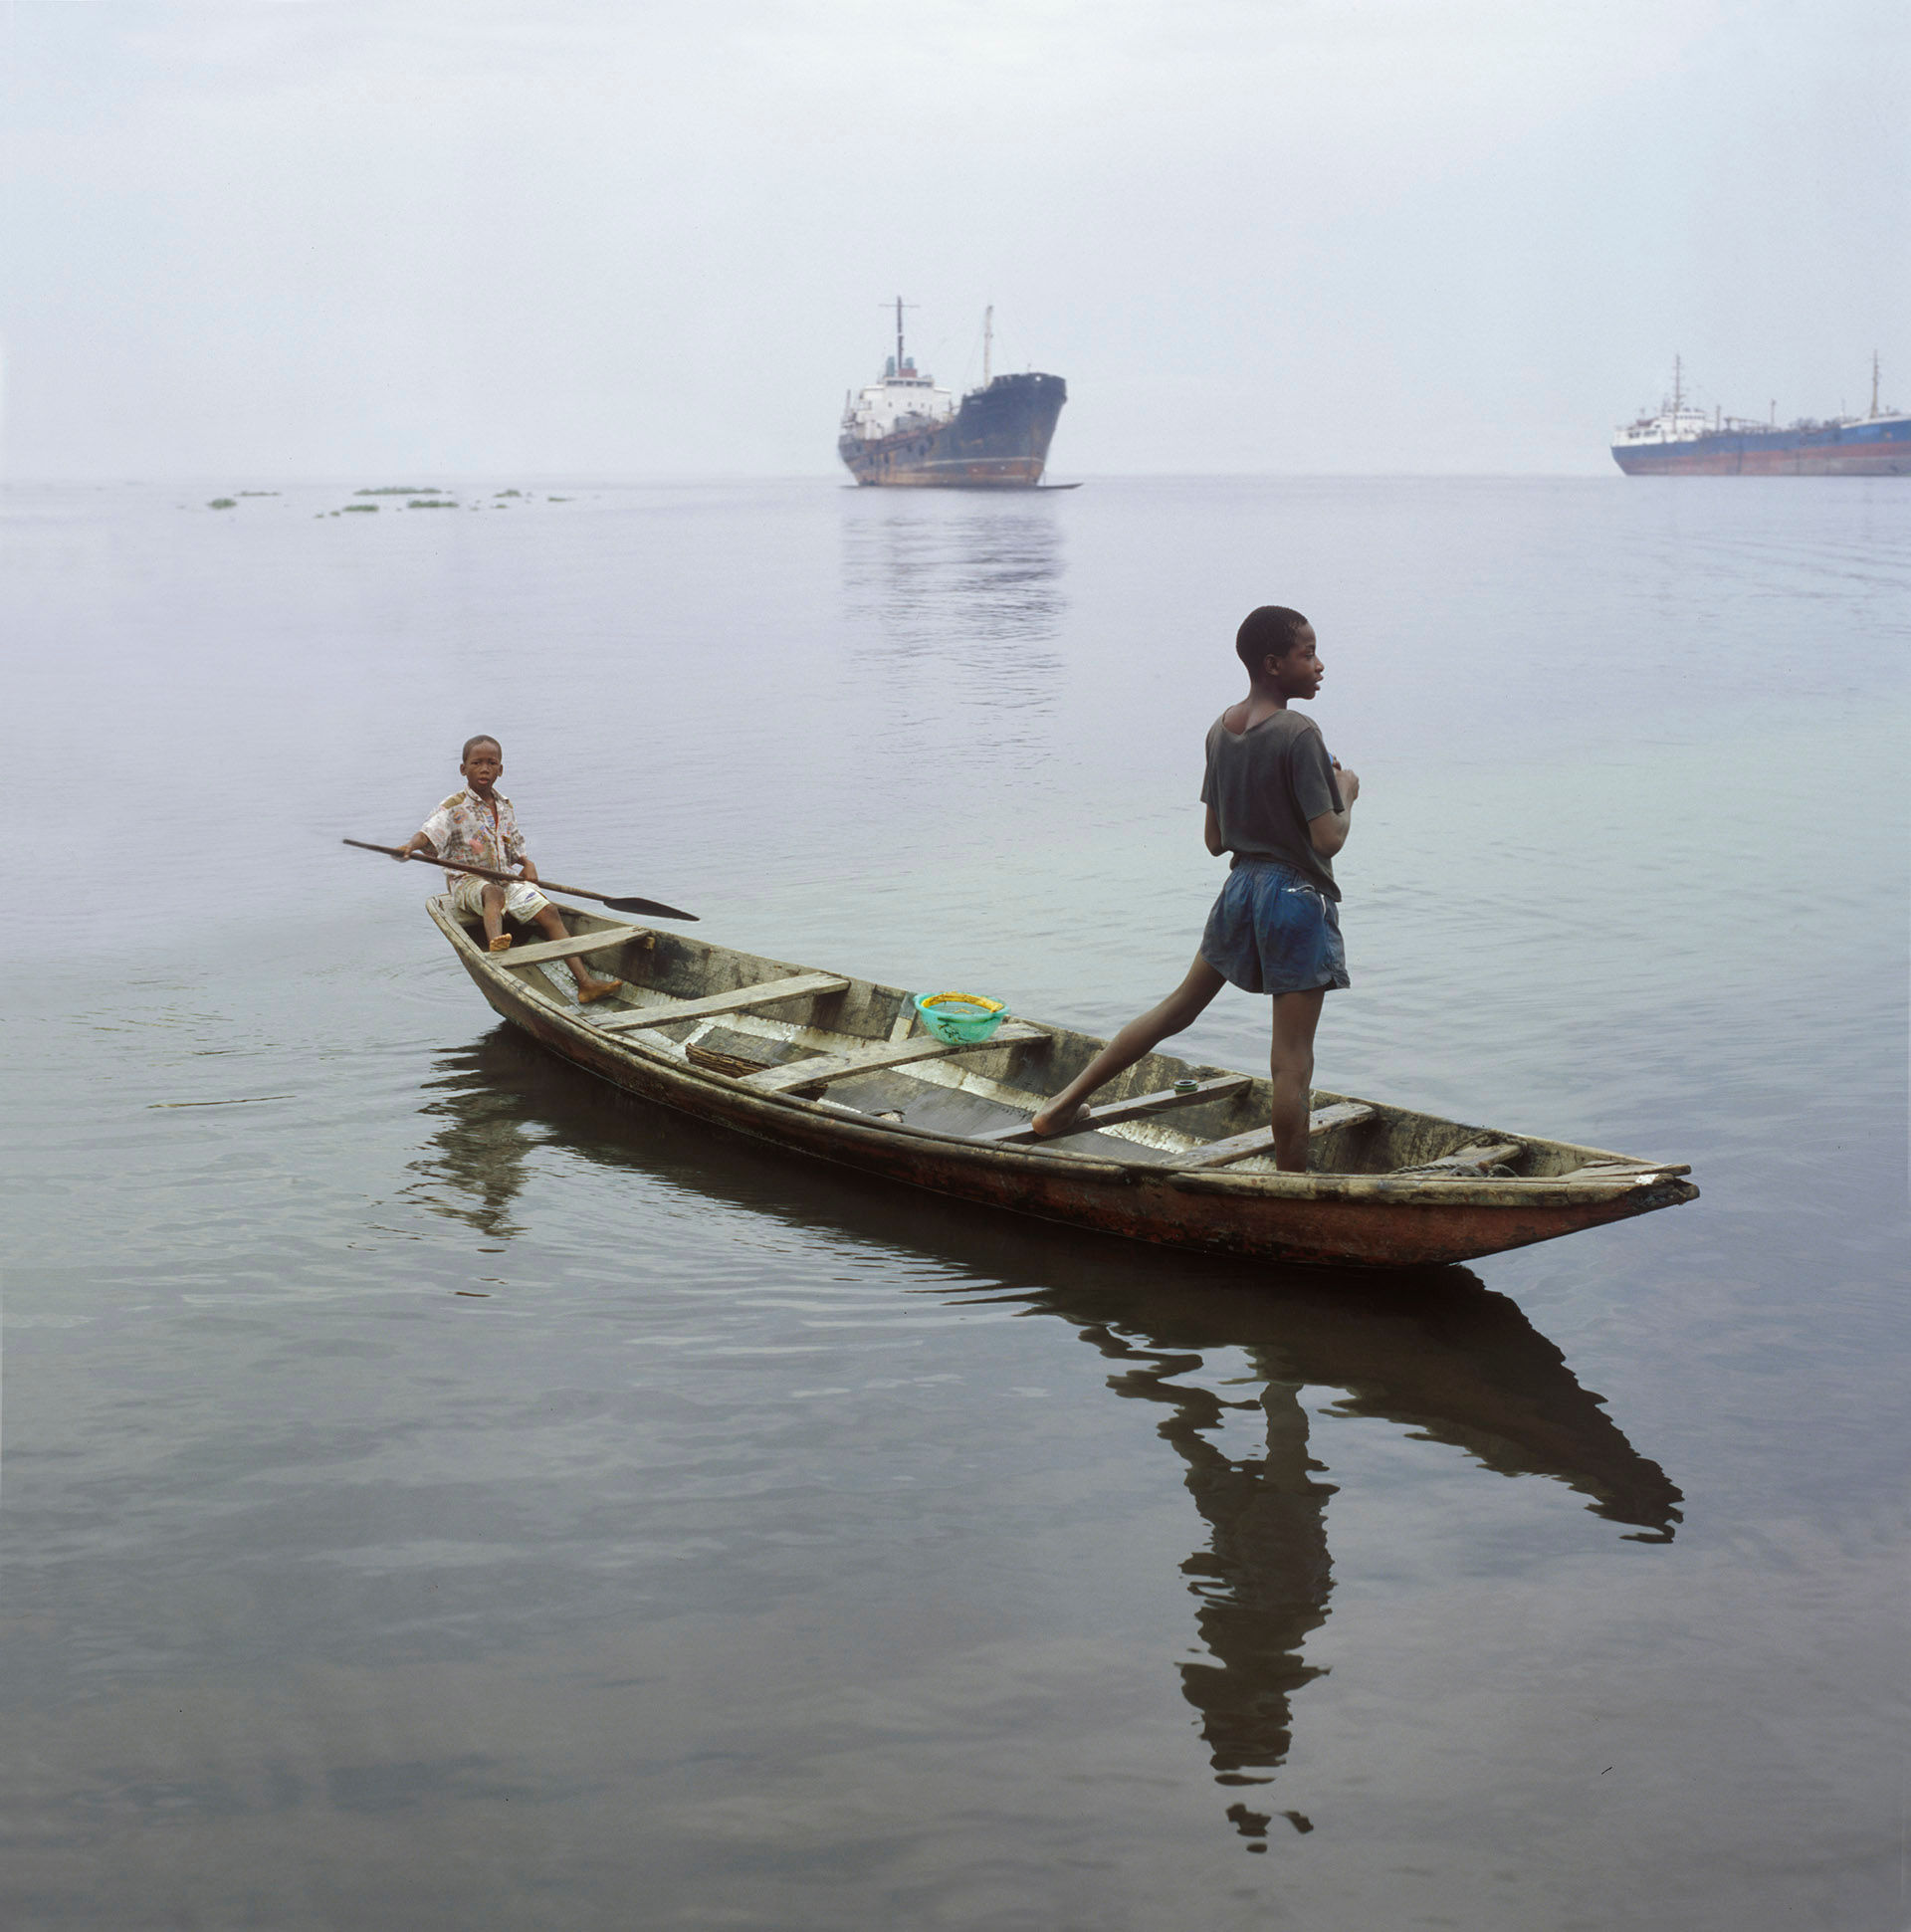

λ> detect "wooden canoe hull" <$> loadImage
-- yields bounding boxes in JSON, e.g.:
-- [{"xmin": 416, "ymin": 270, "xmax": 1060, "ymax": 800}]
[{"xmin": 429, "ymin": 901, "xmax": 1697, "ymax": 1270}]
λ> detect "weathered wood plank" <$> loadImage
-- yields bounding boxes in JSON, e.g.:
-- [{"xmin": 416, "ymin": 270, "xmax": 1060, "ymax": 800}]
[
  {"xmin": 493, "ymin": 925, "xmax": 647, "ymax": 967},
  {"xmin": 592, "ymin": 972, "xmax": 850, "ymax": 1034},
  {"xmin": 1165, "ymin": 1101, "xmax": 1376, "ymax": 1172},
  {"xmin": 971, "ymin": 1074, "xmax": 1252, "ymax": 1144},
  {"xmin": 808, "ymin": 1099, "xmax": 1137, "ymax": 1174},
  {"xmin": 738, "ymin": 1021, "xmax": 1049, "ymax": 1095},
  {"xmin": 1391, "ymin": 1140, "xmax": 1524, "ymax": 1177},
  {"xmin": 685, "ymin": 1041, "xmax": 779, "ymax": 1078},
  {"xmin": 1556, "ymin": 1159, "xmax": 1691, "ymax": 1181}
]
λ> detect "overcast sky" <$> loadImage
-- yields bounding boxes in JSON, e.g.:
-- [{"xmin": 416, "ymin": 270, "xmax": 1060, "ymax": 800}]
[{"xmin": 3, "ymin": 0, "xmax": 1905, "ymax": 478}]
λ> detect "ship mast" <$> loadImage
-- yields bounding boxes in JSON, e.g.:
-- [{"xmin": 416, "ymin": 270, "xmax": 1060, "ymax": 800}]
[
  {"xmin": 881, "ymin": 296, "xmax": 918, "ymax": 377},
  {"xmin": 1672, "ymin": 353, "xmax": 1683, "ymax": 417},
  {"xmin": 1871, "ymin": 351, "xmax": 1880, "ymax": 418},
  {"xmin": 983, "ymin": 306, "xmax": 993, "ymax": 386}
]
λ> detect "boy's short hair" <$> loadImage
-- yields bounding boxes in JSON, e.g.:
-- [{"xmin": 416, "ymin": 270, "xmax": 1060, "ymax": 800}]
[
  {"xmin": 462, "ymin": 734, "xmax": 502, "ymax": 762},
  {"xmin": 1235, "ymin": 606, "xmax": 1311, "ymax": 675}
]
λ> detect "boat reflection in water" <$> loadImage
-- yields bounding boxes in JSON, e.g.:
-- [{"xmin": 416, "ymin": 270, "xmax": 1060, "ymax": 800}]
[
  {"xmin": 407, "ymin": 1027, "xmax": 1682, "ymax": 1851},
  {"xmin": 1027, "ymin": 1268, "xmax": 1680, "ymax": 1845}
]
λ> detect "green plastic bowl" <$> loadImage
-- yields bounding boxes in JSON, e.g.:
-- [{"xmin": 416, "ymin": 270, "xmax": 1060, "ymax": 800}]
[{"xmin": 914, "ymin": 991, "xmax": 1008, "ymax": 1045}]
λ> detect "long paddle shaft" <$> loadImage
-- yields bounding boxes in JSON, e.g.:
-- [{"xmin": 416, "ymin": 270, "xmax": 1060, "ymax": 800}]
[{"xmin": 342, "ymin": 839, "xmax": 698, "ymax": 921}]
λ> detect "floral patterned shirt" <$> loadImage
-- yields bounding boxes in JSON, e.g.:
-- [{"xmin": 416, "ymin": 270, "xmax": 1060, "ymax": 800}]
[{"xmin": 419, "ymin": 787, "xmax": 528, "ymax": 891}]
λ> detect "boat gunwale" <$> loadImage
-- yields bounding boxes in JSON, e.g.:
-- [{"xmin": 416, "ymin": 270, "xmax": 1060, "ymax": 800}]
[{"xmin": 426, "ymin": 899, "xmax": 1693, "ymax": 1214}]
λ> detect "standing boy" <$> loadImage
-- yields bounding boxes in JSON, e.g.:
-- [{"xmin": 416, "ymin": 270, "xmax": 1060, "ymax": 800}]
[
  {"xmin": 394, "ymin": 735, "xmax": 623, "ymax": 1004},
  {"xmin": 1030, "ymin": 606, "xmax": 1358, "ymax": 1170}
]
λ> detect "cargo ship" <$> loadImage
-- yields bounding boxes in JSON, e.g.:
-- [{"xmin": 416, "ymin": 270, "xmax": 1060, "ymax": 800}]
[
  {"xmin": 839, "ymin": 302, "xmax": 1067, "ymax": 488},
  {"xmin": 1611, "ymin": 355, "xmax": 1911, "ymax": 476}
]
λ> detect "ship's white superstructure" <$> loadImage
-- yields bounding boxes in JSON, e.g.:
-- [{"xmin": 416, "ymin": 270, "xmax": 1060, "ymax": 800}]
[
  {"xmin": 840, "ymin": 297, "xmax": 956, "ymax": 443},
  {"xmin": 1613, "ymin": 353, "xmax": 1714, "ymax": 448},
  {"xmin": 841, "ymin": 361, "xmax": 955, "ymax": 441},
  {"xmin": 1613, "ymin": 402, "xmax": 1713, "ymax": 449}
]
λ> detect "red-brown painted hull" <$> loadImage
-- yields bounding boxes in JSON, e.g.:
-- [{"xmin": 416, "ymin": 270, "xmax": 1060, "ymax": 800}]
[
  {"xmin": 435, "ymin": 907, "xmax": 1697, "ymax": 1271},
  {"xmin": 1614, "ymin": 449, "xmax": 1911, "ymax": 476},
  {"xmin": 841, "ymin": 451, "xmax": 1048, "ymax": 487}
]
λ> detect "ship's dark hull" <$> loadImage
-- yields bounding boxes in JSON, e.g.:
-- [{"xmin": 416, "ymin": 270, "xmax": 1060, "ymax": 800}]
[
  {"xmin": 1612, "ymin": 414, "xmax": 1911, "ymax": 475},
  {"xmin": 841, "ymin": 371, "xmax": 1067, "ymax": 487}
]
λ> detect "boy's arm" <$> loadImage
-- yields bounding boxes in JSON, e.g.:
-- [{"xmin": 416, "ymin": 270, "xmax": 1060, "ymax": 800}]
[
  {"xmin": 400, "ymin": 800, "xmax": 461, "ymax": 861},
  {"xmin": 503, "ymin": 809, "xmax": 531, "ymax": 877},
  {"xmin": 1308, "ymin": 766, "xmax": 1360, "ymax": 857},
  {"xmin": 1203, "ymin": 804, "xmax": 1225, "ymax": 857},
  {"xmin": 393, "ymin": 830, "xmax": 438, "ymax": 861}
]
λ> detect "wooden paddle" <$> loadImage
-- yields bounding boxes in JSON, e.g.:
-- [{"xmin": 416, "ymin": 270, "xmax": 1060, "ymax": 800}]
[{"xmin": 343, "ymin": 839, "xmax": 698, "ymax": 921}]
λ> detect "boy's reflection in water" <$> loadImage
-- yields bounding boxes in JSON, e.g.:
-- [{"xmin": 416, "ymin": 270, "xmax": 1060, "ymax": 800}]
[
  {"xmin": 1098, "ymin": 1340, "xmax": 1333, "ymax": 1838},
  {"xmin": 410, "ymin": 1028, "xmax": 1682, "ymax": 1852},
  {"xmin": 1058, "ymin": 1283, "xmax": 1682, "ymax": 1847},
  {"xmin": 405, "ymin": 1053, "xmax": 543, "ymax": 1240}
]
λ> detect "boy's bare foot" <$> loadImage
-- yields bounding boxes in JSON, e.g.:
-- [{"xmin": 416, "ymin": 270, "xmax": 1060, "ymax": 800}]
[
  {"xmin": 575, "ymin": 976, "xmax": 622, "ymax": 1004},
  {"xmin": 1029, "ymin": 1101, "xmax": 1088, "ymax": 1139},
  {"xmin": 488, "ymin": 934, "xmax": 514, "ymax": 953}
]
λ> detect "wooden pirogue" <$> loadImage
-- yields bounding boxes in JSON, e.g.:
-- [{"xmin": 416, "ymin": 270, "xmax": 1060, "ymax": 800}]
[{"xmin": 427, "ymin": 898, "xmax": 1698, "ymax": 1269}]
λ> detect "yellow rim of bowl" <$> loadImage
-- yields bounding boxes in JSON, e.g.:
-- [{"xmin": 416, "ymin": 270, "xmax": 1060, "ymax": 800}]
[{"xmin": 920, "ymin": 991, "xmax": 1004, "ymax": 1015}]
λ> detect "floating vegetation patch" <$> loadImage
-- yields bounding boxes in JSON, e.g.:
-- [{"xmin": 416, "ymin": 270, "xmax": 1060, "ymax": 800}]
[
  {"xmin": 342, "ymin": 503, "xmax": 379, "ymax": 513},
  {"xmin": 207, "ymin": 498, "xmax": 237, "ymax": 510},
  {"xmin": 356, "ymin": 486, "xmax": 441, "ymax": 496},
  {"xmin": 237, "ymin": 491, "xmax": 279, "ymax": 498},
  {"xmin": 407, "ymin": 499, "xmax": 459, "ymax": 510},
  {"xmin": 546, "ymin": 495, "xmax": 570, "ymax": 502},
  {"xmin": 495, "ymin": 489, "xmax": 523, "ymax": 498}
]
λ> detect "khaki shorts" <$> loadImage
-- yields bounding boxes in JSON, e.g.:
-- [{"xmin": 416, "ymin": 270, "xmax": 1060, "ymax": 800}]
[{"xmin": 450, "ymin": 874, "xmax": 550, "ymax": 924}]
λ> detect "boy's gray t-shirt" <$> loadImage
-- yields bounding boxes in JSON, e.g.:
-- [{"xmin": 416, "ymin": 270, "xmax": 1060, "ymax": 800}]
[{"xmin": 1200, "ymin": 709, "xmax": 1345, "ymax": 900}]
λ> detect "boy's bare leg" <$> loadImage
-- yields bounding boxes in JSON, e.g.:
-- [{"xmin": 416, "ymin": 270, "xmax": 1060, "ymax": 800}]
[
  {"xmin": 1030, "ymin": 955, "xmax": 1226, "ymax": 1137},
  {"xmin": 479, "ymin": 883, "xmax": 509, "ymax": 948},
  {"xmin": 529, "ymin": 902, "xmax": 622, "ymax": 1001},
  {"xmin": 1268, "ymin": 987, "xmax": 1326, "ymax": 1172}
]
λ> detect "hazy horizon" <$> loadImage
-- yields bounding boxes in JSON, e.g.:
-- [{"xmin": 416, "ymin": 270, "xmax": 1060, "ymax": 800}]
[{"xmin": 4, "ymin": 0, "xmax": 1905, "ymax": 481}]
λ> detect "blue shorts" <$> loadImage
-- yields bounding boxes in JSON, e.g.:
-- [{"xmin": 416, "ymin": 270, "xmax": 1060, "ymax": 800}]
[{"xmin": 1200, "ymin": 858, "xmax": 1349, "ymax": 997}]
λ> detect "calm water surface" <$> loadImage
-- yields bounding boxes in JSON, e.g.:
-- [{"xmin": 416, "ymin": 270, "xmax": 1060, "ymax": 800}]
[{"xmin": 5, "ymin": 476, "xmax": 1907, "ymax": 1929}]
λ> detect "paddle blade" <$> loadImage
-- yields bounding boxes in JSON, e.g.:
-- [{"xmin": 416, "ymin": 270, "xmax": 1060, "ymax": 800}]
[{"xmin": 601, "ymin": 894, "xmax": 699, "ymax": 921}]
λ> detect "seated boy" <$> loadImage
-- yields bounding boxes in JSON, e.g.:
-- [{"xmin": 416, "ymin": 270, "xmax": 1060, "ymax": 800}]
[
  {"xmin": 394, "ymin": 734, "xmax": 622, "ymax": 1003},
  {"xmin": 1029, "ymin": 606, "xmax": 1359, "ymax": 1171}
]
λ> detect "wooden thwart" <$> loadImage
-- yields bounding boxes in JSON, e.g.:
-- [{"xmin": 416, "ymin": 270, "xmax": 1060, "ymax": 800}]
[
  {"xmin": 492, "ymin": 925, "xmax": 647, "ymax": 968},
  {"xmin": 739, "ymin": 1021, "xmax": 1049, "ymax": 1095},
  {"xmin": 1392, "ymin": 1140, "xmax": 1524, "ymax": 1177},
  {"xmin": 1165, "ymin": 1101, "xmax": 1375, "ymax": 1172},
  {"xmin": 592, "ymin": 972, "xmax": 850, "ymax": 1034},
  {"xmin": 972, "ymin": 1074, "xmax": 1251, "ymax": 1144}
]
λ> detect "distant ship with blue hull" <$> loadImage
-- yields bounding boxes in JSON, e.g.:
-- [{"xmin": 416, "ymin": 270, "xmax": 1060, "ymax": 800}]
[
  {"xmin": 1612, "ymin": 355, "xmax": 1911, "ymax": 476},
  {"xmin": 840, "ymin": 302, "xmax": 1068, "ymax": 488}
]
